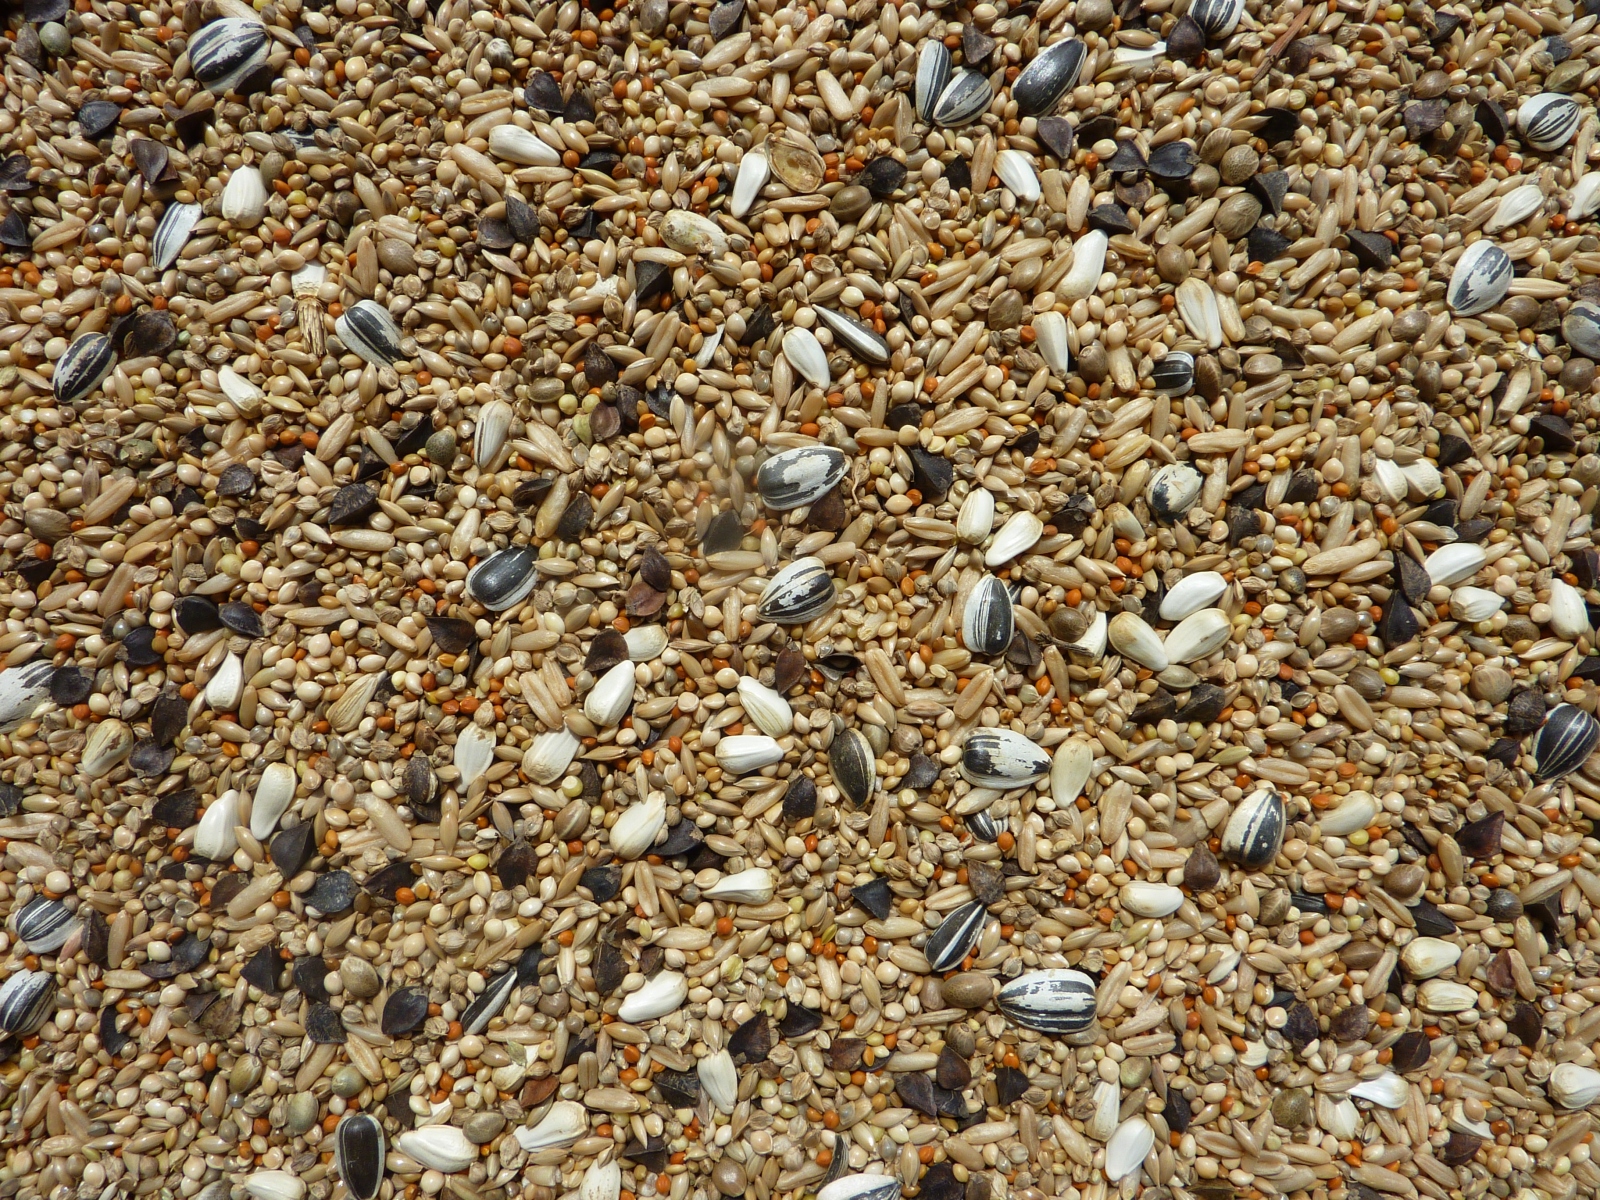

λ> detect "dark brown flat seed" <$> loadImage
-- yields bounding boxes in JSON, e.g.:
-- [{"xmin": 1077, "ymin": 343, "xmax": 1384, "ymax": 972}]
[
  {"xmin": 936, "ymin": 1045, "xmax": 971, "ymax": 1089},
  {"xmin": 729, "ymin": 1014, "xmax": 774, "ymax": 1062},
  {"xmin": 1389, "ymin": 1030, "xmax": 1431, "ymax": 1072},
  {"xmin": 1456, "ymin": 812, "xmax": 1505, "ymax": 858}
]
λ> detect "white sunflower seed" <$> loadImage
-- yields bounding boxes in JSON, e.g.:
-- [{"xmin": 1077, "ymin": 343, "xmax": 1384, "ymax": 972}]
[
  {"xmin": 782, "ymin": 326, "xmax": 831, "ymax": 387},
  {"xmin": 610, "ymin": 793, "xmax": 667, "ymax": 858},
  {"xmin": 453, "ymin": 724, "xmax": 497, "ymax": 790},
  {"xmin": 1108, "ymin": 611, "xmax": 1167, "ymax": 671},
  {"xmin": 1162, "ymin": 607, "xmax": 1231, "ymax": 664},
  {"xmin": 731, "ymin": 148, "xmax": 770, "ymax": 218},
  {"xmin": 1120, "ymin": 882, "xmax": 1182, "ymax": 918},
  {"xmin": 1550, "ymin": 1064, "xmax": 1600, "ymax": 1109},
  {"xmin": 985, "ymin": 511, "xmax": 1043, "ymax": 567},
  {"xmin": 194, "ymin": 789, "xmax": 243, "ymax": 861},
  {"xmin": 1050, "ymin": 738, "xmax": 1093, "ymax": 808},
  {"xmin": 736, "ymin": 676, "xmax": 792, "ymax": 737},
  {"xmin": 996, "ymin": 149, "xmax": 1040, "ymax": 202},
  {"xmin": 514, "ymin": 1101, "xmax": 588, "ymax": 1152},
  {"xmin": 221, "ymin": 165, "xmax": 267, "ymax": 226},
  {"xmin": 1159, "ymin": 571, "xmax": 1226, "ymax": 621},
  {"xmin": 1423, "ymin": 542, "xmax": 1486, "ymax": 587},
  {"xmin": 1033, "ymin": 310, "xmax": 1070, "ymax": 374},
  {"xmin": 716, "ymin": 734, "xmax": 786, "ymax": 775},
  {"xmin": 698, "ymin": 1049, "xmax": 739, "ymax": 1113},
  {"xmin": 1105, "ymin": 1116, "xmax": 1154, "ymax": 1182},
  {"xmin": 703, "ymin": 868, "xmax": 775, "ymax": 904},
  {"xmin": 1349, "ymin": 1072, "xmax": 1408, "ymax": 1109},
  {"xmin": 487, "ymin": 124, "xmax": 562, "ymax": 166},
  {"xmin": 249, "ymin": 762, "xmax": 296, "ymax": 840},
  {"xmin": 584, "ymin": 661, "xmax": 637, "ymax": 727},
  {"xmin": 397, "ymin": 1126, "xmax": 478, "ymax": 1173},
  {"xmin": 1175, "ymin": 277, "xmax": 1223, "ymax": 347},
  {"xmin": 522, "ymin": 728, "xmax": 580, "ymax": 784},
  {"xmin": 1399, "ymin": 936, "xmax": 1460, "ymax": 980},
  {"xmin": 618, "ymin": 971, "xmax": 688, "ymax": 1022}
]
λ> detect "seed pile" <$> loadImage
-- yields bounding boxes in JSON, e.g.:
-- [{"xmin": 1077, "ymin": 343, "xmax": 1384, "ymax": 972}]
[{"xmin": 5, "ymin": 0, "xmax": 1600, "ymax": 1199}]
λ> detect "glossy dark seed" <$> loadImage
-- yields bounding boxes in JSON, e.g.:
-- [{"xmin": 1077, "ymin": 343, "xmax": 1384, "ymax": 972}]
[
  {"xmin": 852, "ymin": 877, "xmax": 893, "ymax": 920},
  {"xmin": 778, "ymin": 1004, "xmax": 823, "ymax": 1037},
  {"xmin": 860, "ymin": 157, "xmax": 907, "ymax": 198},
  {"xmin": 1456, "ymin": 812, "xmax": 1504, "ymax": 858},
  {"xmin": 461, "ymin": 969, "xmax": 517, "ymax": 1035},
  {"xmin": 925, "ymin": 900, "xmax": 988, "ymax": 973},
  {"xmin": 729, "ymin": 1013, "xmax": 774, "ymax": 1062},
  {"xmin": 306, "ymin": 1002, "xmax": 347, "ymax": 1043},
  {"xmin": 1012, "ymin": 39, "xmax": 1085, "ymax": 118},
  {"xmin": 376, "ymin": 985, "xmax": 428, "ymax": 1038},
  {"xmin": 219, "ymin": 601, "xmax": 264, "ymax": 638},
  {"xmin": 1389, "ymin": 1030, "xmax": 1431, "ymax": 1072},
  {"xmin": 270, "ymin": 822, "xmax": 318, "ymax": 878},
  {"xmin": 1534, "ymin": 704, "xmax": 1600, "ymax": 779},
  {"xmin": 335, "ymin": 1113, "xmax": 385, "ymax": 1200},
  {"xmin": 303, "ymin": 871, "xmax": 358, "ymax": 913}
]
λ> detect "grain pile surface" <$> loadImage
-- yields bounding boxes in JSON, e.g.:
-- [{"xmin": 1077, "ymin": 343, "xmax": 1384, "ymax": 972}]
[{"xmin": 4, "ymin": 2, "xmax": 1600, "ymax": 1200}]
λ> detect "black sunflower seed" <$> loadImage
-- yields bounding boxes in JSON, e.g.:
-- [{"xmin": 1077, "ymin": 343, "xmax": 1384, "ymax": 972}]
[
  {"xmin": 82, "ymin": 909, "xmax": 110, "ymax": 967},
  {"xmin": 0, "ymin": 210, "xmax": 31, "ymax": 250},
  {"xmin": 143, "ymin": 933, "xmax": 209, "ymax": 979},
  {"xmin": 1389, "ymin": 1030, "xmax": 1431, "ymax": 1072},
  {"xmin": 152, "ymin": 788, "xmax": 199, "ymax": 828},
  {"xmin": 860, "ymin": 157, "xmax": 908, "ymax": 198},
  {"xmin": 781, "ymin": 775, "xmax": 818, "ymax": 822},
  {"xmin": 122, "ymin": 625, "xmax": 162, "ymax": 667},
  {"xmin": 382, "ymin": 986, "xmax": 429, "ymax": 1036},
  {"xmin": 729, "ymin": 1014, "xmax": 773, "ymax": 1062},
  {"xmin": 496, "ymin": 841, "xmax": 534, "ymax": 892},
  {"xmin": 79, "ymin": 100, "xmax": 121, "ymax": 140},
  {"xmin": 1456, "ymin": 812, "xmax": 1504, "ymax": 858},
  {"xmin": 363, "ymin": 860, "xmax": 416, "ymax": 900},
  {"xmin": 50, "ymin": 665, "xmax": 92, "ymax": 706},
  {"xmin": 100, "ymin": 1005, "xmax": 133, "ymax": 1056},
  {"xmin": 306, "ymin": 1002, "xmax": 347, "ymax": 1043},
  {"xmin": 129, "ymin": 739, "xmax": 175, "ymax": 776},
  {"xmin": 295, "ymin": 957, "xmax": 331, "ymax": 1003},
  {"xmin": 581, "ymin": 864, "xmax": 622, "ymax": 902},
  {"xmin": 270, "ymin": 823, "xmax": 318, "ymax": 878},
  {"xmin": 556, "ymin": 494, "xmax": 594, "ymax": 540},
  {"xmin": 594, "ymin": 942, "xmax": 626, "ymax": 995},
  {"xmin": 1411, "ymin": 899, "xmax": 1457, "ymax": 937},
  {"xmin": 328, "ymin": 482, "xmax": 378, "ymax": 526},
  {"xmin": 778, "ymin": 1003, "xmax": 824, "ymax": 1038},
  {"xmin": 303, "ymin": 871, "xmax": 358, "ymax": 914},
  {"xmin": 896, "ymin": 1072, "xmax": 938, "ymax": 1117},
  {"xmin": 219, "ymin": 602, "xmax": 264, "ymax": 639},
  {"xmin": 656, "ymin": 1070, "xmax": 699, "ymax": 1106},
  {"xmin": 852, "ymin": 876, "xmax": 893, "ymax": 920},
  {"xmin": 525, "ymin": 71, "xmax": 563, "ymax": 113},
  {"xmin": 994, "ymin": 1065, "xmax": 1028, "ymax": 1105},
  {"xmin": 0, "ymin": 155, "xmax": 32, "ymax": 192}
]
